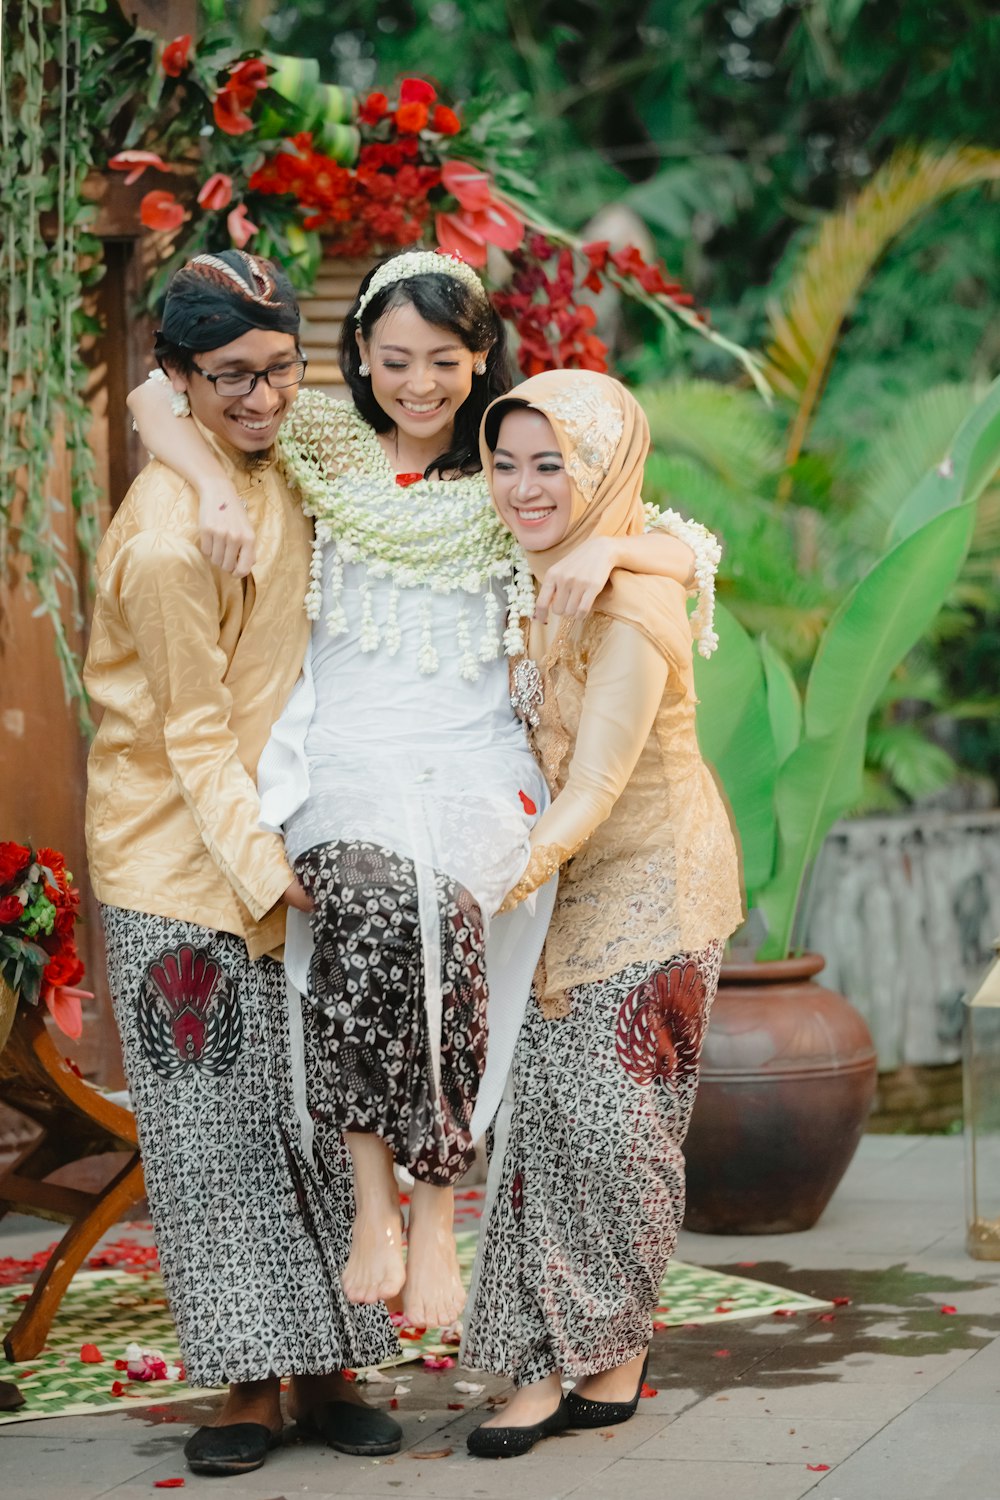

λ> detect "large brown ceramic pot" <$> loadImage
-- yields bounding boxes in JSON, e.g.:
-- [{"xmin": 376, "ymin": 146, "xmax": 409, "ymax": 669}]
[{"xmin": 682, "ymin": 953, "xmax": 877, "ymax": 1234}]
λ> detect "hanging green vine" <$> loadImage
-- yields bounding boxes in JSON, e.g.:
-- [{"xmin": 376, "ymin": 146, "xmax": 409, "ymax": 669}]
[{"xmin": 1, "ymin": 0, "xmax": 104, "ymax": 724}]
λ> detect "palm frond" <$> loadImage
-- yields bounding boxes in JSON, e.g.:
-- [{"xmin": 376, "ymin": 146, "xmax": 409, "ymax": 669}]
[
  {"xmin": 642, "ymin": 379, "xmax": 784, "ymax": 488},
  {"xmin": 764, "ymin": 144, "xmax": 1000, "ymax": 469}
]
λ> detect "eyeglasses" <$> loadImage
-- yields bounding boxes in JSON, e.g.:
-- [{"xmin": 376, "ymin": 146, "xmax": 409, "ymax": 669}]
[{"xmin": 191, "ymin": 356, "xmax": 308, "ymax": 398}]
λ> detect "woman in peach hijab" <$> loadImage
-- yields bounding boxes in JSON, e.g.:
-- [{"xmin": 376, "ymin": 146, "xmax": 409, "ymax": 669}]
[{"xmin": 462, "ymin": 372, "xmax": 744, "ymax": 1458}]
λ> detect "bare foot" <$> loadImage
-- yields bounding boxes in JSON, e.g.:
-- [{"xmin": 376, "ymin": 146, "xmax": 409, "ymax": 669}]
[
  {"xmin": 215, "ymin": 1376, "xmax": 282, "ymax": 1434},
  {"xmin": 480, "ymin": 1372, "xmax": 563, "ymax": 1429},
  {"xmin": 402, "ymin": 1182, "xmax": 466, "ymax": 1329},
  {"xmin": 572, "ymin": 1348, "xmax": 647, "ymax": 1403},
  {"xmin": 342, "ymin": 1203, "xmax": 405, "ymax": 1305}
]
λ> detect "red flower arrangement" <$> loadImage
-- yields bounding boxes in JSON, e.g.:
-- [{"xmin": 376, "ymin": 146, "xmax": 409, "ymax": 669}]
[
  {"xmin": 0, "ymin": 841, "xmax": 89, "ymax": 1039},
  {"xmin": 160, "ymin": 34, "xmax": 192, "ymax": 79}
]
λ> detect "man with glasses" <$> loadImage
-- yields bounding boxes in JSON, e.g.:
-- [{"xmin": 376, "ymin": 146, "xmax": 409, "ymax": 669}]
[{"xmin": 85, "ymin": 250, "xmax": 401, "ymax": 1477}]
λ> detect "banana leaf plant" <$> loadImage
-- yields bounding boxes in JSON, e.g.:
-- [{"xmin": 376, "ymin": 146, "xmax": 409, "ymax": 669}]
[{"xmin": 694, "ymin": 372, "xmax": 1000, "ymax": 961}]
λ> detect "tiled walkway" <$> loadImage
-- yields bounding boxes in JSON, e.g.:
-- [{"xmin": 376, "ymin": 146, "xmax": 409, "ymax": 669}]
[{"xmin": 2, "ymin": 1135, "xmax": 998, "ymax": 1500}]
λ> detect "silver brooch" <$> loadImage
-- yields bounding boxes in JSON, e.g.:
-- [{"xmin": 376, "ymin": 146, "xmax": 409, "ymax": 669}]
[{"xmin": 511, "ymin": 658, "xmax": 544, "ymax": 728}]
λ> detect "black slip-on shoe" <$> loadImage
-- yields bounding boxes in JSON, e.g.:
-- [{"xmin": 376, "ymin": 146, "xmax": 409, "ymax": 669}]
[
  {"xmin": 466, "ymin": 1396, "xmax": 571, "ymax": 1459},
  {"xmin": 183, "ymin": 1421, "xmax": 281, "ymax": 1476},
  {"xmin": 564, "ymin": 1352, "xmax": 649, "ymax": 1429},
  {"xmin": 296, "ymin": 1399, "xmax": 403, "ymax": 1456}
]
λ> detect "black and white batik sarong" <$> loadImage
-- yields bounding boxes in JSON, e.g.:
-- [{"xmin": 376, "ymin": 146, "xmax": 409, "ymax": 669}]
[
  {"xmin": 462, "ymin": 943, "xmax": 723, "ymax": 1387},
  {"xmin": 102, "ymin": 904, "xmax": 399, "ymax": 1388},
  {"xmin": 293, "ymin": 841, "xmax": 488, "ymax": 1188}
]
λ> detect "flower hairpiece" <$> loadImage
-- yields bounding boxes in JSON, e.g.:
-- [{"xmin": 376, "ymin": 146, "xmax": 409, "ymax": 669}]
[{"xmin": 355, "ymin": 250, "xmax": 487, "ymax": 321}]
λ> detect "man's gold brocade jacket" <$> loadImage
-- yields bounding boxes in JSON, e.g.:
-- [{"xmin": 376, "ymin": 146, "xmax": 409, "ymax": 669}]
[{"xmin": 84, "ymin": 428, "xmax": 312, "ymax": 958}]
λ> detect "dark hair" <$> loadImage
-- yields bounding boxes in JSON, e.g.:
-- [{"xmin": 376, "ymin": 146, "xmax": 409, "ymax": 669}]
[
  {"xmin": 482, "ymin": 397, "xmax": 531, "ymax": 454},
  {"xmin": 340, "ymin": 258, "xmax": 513, "ymax": 476}
]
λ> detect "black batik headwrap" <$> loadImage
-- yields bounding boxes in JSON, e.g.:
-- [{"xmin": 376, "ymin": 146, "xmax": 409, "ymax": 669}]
[{"xmin": 154, "ymin": 250, "xmax": 300, "ymax": 356}]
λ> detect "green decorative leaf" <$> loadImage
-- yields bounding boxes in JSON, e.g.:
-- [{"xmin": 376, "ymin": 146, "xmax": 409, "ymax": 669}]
[{"xmin": 759, "ymin": 637, "xmax": 802, "ymax": 766}]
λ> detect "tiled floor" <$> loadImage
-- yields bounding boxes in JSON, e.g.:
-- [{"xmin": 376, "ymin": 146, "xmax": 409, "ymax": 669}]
[{"xmin": 2, "ymin": 1135, "xmax": 999, "ymax": 1500}]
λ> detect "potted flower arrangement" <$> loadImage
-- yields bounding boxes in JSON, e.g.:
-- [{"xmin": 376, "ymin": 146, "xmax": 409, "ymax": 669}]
[
  {"xmin": 0, "ymin": 842, "xmax": 88, "ymax": 1048},
  {"xmin": 682, "ymin": 375, "xmax": 1000, "ymax": 1232}
]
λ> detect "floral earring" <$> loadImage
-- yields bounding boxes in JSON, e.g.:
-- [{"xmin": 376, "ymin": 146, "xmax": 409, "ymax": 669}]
[
  {"xmin": 171, "ymin": 389, "xmax": 191, "ymax": 417},
  {"xmin": 359, "ymin": 361, "xmax": 371, "ymax": 376},
  {"xmin": 473, "ymin": 358, "xmax": 487, "ymax": 376}
]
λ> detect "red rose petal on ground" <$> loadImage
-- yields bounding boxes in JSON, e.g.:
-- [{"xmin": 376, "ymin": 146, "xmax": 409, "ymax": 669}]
[
  {"xmin": 390, "ymin": 1397, "xmax": 399, "ymax": 1409},
  {"xmin": 342, "ymin": 1368, "xmax": 357, "ymax": 1380},
  {"xmin": 772, "ymin": 1308, "xmax": 796, "ymax": 1317},
  {"xmin": 409, "ymin": 1448, "xmax": 452, "ymax": 1460},
  {"xmin": 16, "ymin": 1370, "xmax": 37, "ymax": 1379},
  {"xmin": 640, "ymin": 1383, "xmax": 658, "ymax": 1397},
  {"xmin": 652, "ymin": 1320, "xmax": 668, "ymax": 1331},
  {"xmin": 114, "ymin": 1359, "xmax": 128, "ymax": 1370},
  {"xmin": 807, "ymin": 1464, "xmax": 831, "ymax": 1471},
  {"xmin": 154, "ymin": 1481, "xmax": 186, "ymax": 1489},
  {"xmin": 941, "ymin": 1305, "xmax": 958, "ymax": 1315},
  {"xmin": 110, "ymin": 1380, "xmax": 125, "ymax": 1396},
  {"xmin": 818, "ymin": 1314, "xmax": 836, "ymax": 1323},
  {"xmin": 399, "ymin": 1327, "xmax": 427, "ymax": 1340},
  {"xmin": 447, "ymin": 1402, "xmax": 464, "ymax": 1409},
  {"xmin": 713, "ymin": 1349, "xmax": 731, "ymax": 1358},
  {"xmin": 737, "ymin": 1260, "xmax": 758, "ymax": 1267},
  {"xmin": 80, "ymin": 1343, "xmax": 103, "ymax": 1363},
  {"xmin": 832, "ymin": 1296, "xmax": 852, "ymax": 1306}
]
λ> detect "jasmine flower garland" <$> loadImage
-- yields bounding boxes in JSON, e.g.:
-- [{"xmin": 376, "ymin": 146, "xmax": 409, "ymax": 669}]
[{"xmin": 278, "ymin": 392, "xmax": 536, "ymax": 678}]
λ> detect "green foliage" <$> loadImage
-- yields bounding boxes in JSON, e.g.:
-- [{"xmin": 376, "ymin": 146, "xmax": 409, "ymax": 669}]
[
  {"xmin": 1, "ymin": 0, "xmax": 104, "ymax": 723},
  {"xmin": 688, "ymin": 374, "xmax": 1000, "ymax": 959}
]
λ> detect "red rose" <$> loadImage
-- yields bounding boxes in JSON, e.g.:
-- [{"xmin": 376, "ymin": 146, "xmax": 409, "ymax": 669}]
[
  {"xmin": 431, "ymin": 104, "xmax": 461, "ymax": 136},
  {"xmin": 36, "ymin": 847, "xmax": 67, "ymax": 886},
  {"xmin": 44, "ymin": 950, "xmax": 85, "ymax": 989},
  {"xmin": 161, "ymin": 34, "xmax": 192, "ymax": 77},
  {"xmin": 54, "ymin": 907, "xmax": 76, "ymax": 941},
  {"xmin": 140, "ymin": 190, "xmax": 187, "ymax": 231},
  {"xmin": 399, "ymin": 78, "xmax": 436, "ymax": 106},
  {"xmin": 213, "ymin": 84, "xmax": 255, "ymax": 136},
  {"xmin": 0, "ymin": 841, "xmax": 31, "ymax": 888},
  {"xmin": 394, "ymin": 101, "xmax": 429, "ymax": 135},
  {"xmin": 0, "ymin": 894, "xmax": 24, "ymax": 925},
  {"xmin": 360, "ymin": 90, "xmax": 389, "ymax": 125}
]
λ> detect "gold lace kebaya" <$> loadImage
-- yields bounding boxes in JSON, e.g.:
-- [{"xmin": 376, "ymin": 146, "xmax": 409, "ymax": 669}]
[
  {"xmin": 484, "ymin": 372, "xmax": 744, "ymax": 1017},
  {"xmin": 85, "ymin": 423, "xmax": 312, "ymax": 958}
]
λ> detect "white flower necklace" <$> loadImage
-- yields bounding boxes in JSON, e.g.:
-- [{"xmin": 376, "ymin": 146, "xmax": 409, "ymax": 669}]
[{"xmin": 278, "ymin": 399, "xmax": 536, "ymax": 679}]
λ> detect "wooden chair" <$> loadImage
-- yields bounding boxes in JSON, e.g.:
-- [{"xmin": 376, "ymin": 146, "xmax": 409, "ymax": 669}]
[{"xmin": 0, "ymin": 984, "xmax": 145, "ymax": 1361}]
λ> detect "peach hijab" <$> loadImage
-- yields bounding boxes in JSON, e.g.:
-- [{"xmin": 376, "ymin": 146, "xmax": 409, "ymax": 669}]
[{"xmin": 481, "ymin": 370, "xmax": 694, "ymax": 683}]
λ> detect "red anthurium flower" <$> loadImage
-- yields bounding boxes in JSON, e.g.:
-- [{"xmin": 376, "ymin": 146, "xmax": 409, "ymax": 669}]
[
  {"xmin": 160, "ymin": 34, "xmax": 192, "ymax": 77},
  {"xmin": 44, "ymin": 985, "xmax": 84, "ymax": 1041},
  {"xmin": 399, "ymin": 77, "xmax": 437, "ymax": 105},
  {"xmin": 441, "ymin": 159, "xmax": 493, "ymax": 211},
  {"xmin": 227, "ymin": 203, "xmax": 258, "ymax": 248},
  {"xmin": 228, "ymin": 57, "xmax": 269, "ymax": 105},
  {"xmin": 360, "ymin": 90, "xmax": 389, "ymax": 124},
  {"xmin": 435, "ymin": 210, "xmax": 488, "ymax": 267},
  {"xmin": 108, "ymin": 150, "xmax": 170, "ymax": 186},
  {"xmin": 197, "ymin": 173, "xmax": 233, "ymax": 211},
  {"xmin": 395, "ymin": 101, "xmax": 429, "ymax": 134},
  {"xmin": 213, "ymin": 84, "xmax": 255, "ymax": 136},
  {"xmin": 140, "ymin": 190, "xmax": 187, "ymax": 232},
  {"xmin": 477, "ymin": 199, "xmax": 524, "ymax": 251},
  {"xmin": 431, "ymin": 104, "xmax": 461, "ymax": 136}
]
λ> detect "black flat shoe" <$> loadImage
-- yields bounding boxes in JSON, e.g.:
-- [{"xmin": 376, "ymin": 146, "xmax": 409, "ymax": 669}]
[
  {"xmin": 466, "ymin": 1395, "xmax": 571, "ymax": 1458},
  {"xmin": 296, "ymin": 1399, "xmax": 403, "ymax": 1456},
  {"xmin": 183, "ymin": 1422, "xmax": 281, "ymax": 1476},
  {"xmin": 564, "ymin": 1352, "xmax": 649, "ymax": 1429}
]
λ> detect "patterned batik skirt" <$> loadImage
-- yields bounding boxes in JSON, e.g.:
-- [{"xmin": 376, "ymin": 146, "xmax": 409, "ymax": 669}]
[
  {"xmin": 293, "ymin": 840, "xmax": 489, "ymax": 1188},
  {"xmin": 461, "ymin": 942, "xmax": 724, "ymax": 1387},
  {"xmin": 101, "ymin": 905, "xmax": 400, "ymax": 1388}
]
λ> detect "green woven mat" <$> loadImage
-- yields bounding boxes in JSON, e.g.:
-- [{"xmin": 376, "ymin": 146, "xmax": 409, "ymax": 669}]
[{"xmin": 1, "ymin": 1233, "xmax": 829, "ymax": 1425}]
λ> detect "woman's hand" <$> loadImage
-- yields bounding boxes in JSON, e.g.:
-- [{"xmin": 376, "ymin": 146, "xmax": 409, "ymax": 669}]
[
  {"xmin": 533, "ymin": 536, "xmax": 618, "ymax": 623},
  {"xmin": 198, "ymin": 479, "xmax": 257, "ymax": 578},
  {"xmin": 282, "ymin": 877, "xmax": 314, "ymax": 912}
]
